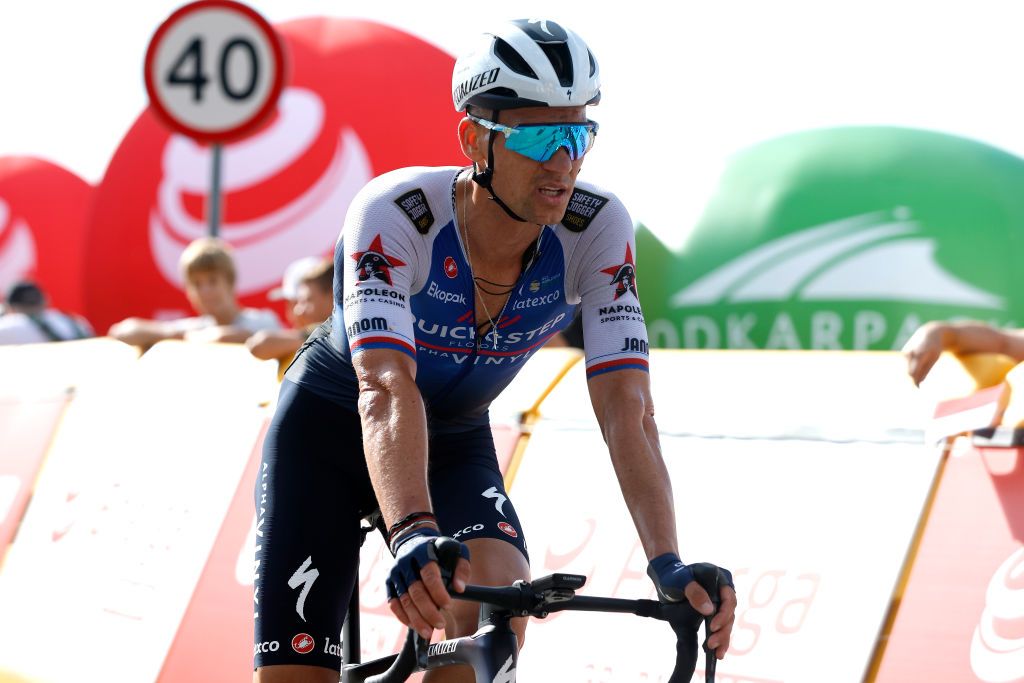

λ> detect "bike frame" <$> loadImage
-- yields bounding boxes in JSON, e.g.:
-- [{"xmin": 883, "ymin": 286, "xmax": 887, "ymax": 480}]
[{"xmin": 342, "ymin": 601, "xmax": 518, "ymax": 683}]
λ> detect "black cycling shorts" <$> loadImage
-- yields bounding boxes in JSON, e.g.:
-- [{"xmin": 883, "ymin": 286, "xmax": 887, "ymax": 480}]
[{"xmin": 253, "ymin": 379, "xmax": 528, "ymax": 671}]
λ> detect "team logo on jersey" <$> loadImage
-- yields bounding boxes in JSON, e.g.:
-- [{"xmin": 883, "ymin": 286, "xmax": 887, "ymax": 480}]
[
  {"xmin": 562, "ymin": 188, "xmax": 608, "ymax": 232},
  {"xmin": 601, "ymin": 244, "xmax": 638, "ymax": 300},
  {"xmin": 394, "ymin": 188, "xmax": 434, "ymax": 234},
  {"xmin": 497, "ymin": 522, "xmax": 518, "ymax": 538},
  {"xmin": 352, "ymin": 234, "xmax": 406, "ymax": 286},
  {"xmin": 292, "ymin": 633, "xmax": 315, "ymax": 654},
  {"xmin": 444, "ymin": 256, "xmax": 458, "ymax": 278}
]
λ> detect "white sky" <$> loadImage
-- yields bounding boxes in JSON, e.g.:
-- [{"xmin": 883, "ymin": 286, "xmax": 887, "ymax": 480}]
[{"xmin": 2, "ymin": 0, "xmax": 1024, "ymax": 247}]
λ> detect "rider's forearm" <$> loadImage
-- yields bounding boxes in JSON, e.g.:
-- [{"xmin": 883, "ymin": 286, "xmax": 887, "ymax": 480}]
[
  {"xmin": 940, "ymin": 321, "xmax": 1024, "ymax": 360},
  {"xmin": 356, "ymin": 370, "xmax": 432, "ymax": 529},
  {"xmin": 600, "ymin": 400, "xmax": 679, "ymax": 560}
]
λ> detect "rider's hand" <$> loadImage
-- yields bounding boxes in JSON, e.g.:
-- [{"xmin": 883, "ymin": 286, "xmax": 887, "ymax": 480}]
[
  {"xmin": 647, "ymin": 553, "xmax": 738, "ymax": 659},
  {"xmin": 902, "ymin": 322, "xmax": 949, "ymax": 386},
  {"xmin": 386, "ymin": 529, "xmax": 471, "ymax": 640}
]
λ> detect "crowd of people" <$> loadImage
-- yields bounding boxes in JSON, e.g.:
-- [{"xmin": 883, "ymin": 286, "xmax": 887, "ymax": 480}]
[{"xmin": 0, "ymin": 237, "xmax": 335, "ymax": 365}]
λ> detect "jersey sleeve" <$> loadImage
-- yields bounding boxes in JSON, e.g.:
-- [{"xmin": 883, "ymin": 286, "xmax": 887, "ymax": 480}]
[
  {"xmin": 575, "ymin": 198, "xmax": 649, "ymax": 380},
  {"xmin": 337, "ymin": 180, "xmax": 421, "ymax": 361}
]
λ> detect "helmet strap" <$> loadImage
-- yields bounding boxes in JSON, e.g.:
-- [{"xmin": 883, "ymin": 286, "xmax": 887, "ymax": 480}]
[{"xmin": 471, "ymin": 111, "xmax": 527, "ymax": 223}]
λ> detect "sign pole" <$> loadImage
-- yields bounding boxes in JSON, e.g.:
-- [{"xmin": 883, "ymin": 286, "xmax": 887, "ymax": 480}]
[
  {"xmin": 209, "ymin": 143, "xmax": 223, "ymax": 238},
  {"xmin": 145, "ymin": 0, "xmax": 286, "ymax": 240}
]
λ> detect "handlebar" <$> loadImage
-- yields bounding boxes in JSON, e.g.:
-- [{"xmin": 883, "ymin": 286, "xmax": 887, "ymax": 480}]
[{"xmin": 363, "ymin": 538, "xmax": 723, "ymax": 683}]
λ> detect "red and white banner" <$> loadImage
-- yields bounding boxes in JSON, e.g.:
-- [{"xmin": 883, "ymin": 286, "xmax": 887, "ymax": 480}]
[
  {"xmin": 0, "ymin": 393, "xmax": 69, "ymax": 563},
  {"xmin": 157, "ymin": 420, "xmax": 269, "ymax": 683},
  {"xmin": 83, "ymin": 17, "xmax": 462, "ymax": 333},
  {"xmin": 0, "ymin": 344, "xmax": 277, "ymax": 682},
  {"xmin": 876, "ymin": 440, "xmax": 1024, "ymax": 683},
  {"xmin": 0, "ymin": 156, "xmax": 93, "ymax": 314}
]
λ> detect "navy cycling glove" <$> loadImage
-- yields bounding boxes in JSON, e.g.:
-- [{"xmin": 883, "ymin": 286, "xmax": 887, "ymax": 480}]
[
  {"xmin": 648, "ymin": 553, "xmax": 736, "ymax": 605},
  {"xmin": 385, "ymin": 529, "xmax": 470, "ymax": 601},
  {"xmin": 647, "ymin": 552, "xmax": 696, "ymax": 602}
]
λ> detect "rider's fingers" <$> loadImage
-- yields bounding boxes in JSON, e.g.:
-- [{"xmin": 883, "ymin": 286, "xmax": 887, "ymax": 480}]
[
  {"xmin": 388, "ymin": 595, "xmax": 410, "ymax": 627},
  {"xmin": 710, "ymin": 585, "xmax": 737, "ymax": 632},
  {"xmin": 707, "ymin": 613, "xmax": 734, "ymax": 657},
  {"xmin": 398, "ymin": 586, "xmax": 437, "ymax": 640},
  {"xmin": 684, "ymin": 581, "xmax": 714, "ymax": 616},
  {"xmin": 451, "ymin": 557, "xmax": 471, "ymax": 593},
  {"xmin": 417, "ymin": 562, "xmax": 452, "ymax": 617}
]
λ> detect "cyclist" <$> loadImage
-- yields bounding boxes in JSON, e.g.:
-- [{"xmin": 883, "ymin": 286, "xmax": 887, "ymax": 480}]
[{"xmin": 254, "ymin": 19, "xmax": 737, "ymax": 683}]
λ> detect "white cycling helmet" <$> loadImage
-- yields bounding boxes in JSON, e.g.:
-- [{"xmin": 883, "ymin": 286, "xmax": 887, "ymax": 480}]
[{"xmin": 452, "ymin": 19, "xmax": 601, "ymax": 112}]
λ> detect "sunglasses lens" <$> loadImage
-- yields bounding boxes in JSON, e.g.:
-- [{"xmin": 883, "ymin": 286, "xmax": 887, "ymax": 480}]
[{"xmin": 505, "ymin": 124, "xmax": 596, "ymax": 162}]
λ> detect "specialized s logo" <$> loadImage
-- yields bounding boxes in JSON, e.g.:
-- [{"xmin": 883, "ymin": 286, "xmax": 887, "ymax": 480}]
[
  {"xmin": 601, "ymin": 244, "xmax": 638, "ymax": 300},
  {"xmin": 288, "ymin": 556, "xmax": 319, "ymax": 622},
  {"xmin": 482, "ymin": 486, "xmax": 508, "ymax": 517},
  {"xmin": 352, "ymin": 234, "xmax": 406, "ymax": 286},
  {"xmin": 493, "ymin": 654, "xmax": 516, "ymax": 683}
]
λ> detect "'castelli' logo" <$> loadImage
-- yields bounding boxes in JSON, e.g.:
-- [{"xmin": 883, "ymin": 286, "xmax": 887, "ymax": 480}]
[
  {"xmin": 292, "ymin": 632, "xmax": 315, "ymax": 654},
  {"xmin": 0, "ymin": 197, "xmax": 37, "ymax": 294},
  {"xmin": 444, "ymin": 256, "xmax": 458, "ymax": 278},
  {"xmin": 498, "ymin": 522, "xmax": 518, "ymax": 538}
]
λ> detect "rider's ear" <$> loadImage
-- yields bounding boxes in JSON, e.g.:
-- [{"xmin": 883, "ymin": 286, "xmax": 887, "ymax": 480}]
[{"xmin": 458, "ymin": 117, "xmax": 484, "ymax": 165}]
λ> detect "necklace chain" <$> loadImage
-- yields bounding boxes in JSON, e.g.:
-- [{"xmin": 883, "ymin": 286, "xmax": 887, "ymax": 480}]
[
  {"xmin": 460, "ymin": 171, "xmax": 544, "ymax": 346},
  {"xmin": 462, "ymin": 174, "xmax": 501, "ymax": 344}
]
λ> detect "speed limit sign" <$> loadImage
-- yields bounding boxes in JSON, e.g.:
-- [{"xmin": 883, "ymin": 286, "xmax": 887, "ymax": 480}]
[{"xmin": 144, "ymin": 0, "xmax": 285, "ymax": 142}]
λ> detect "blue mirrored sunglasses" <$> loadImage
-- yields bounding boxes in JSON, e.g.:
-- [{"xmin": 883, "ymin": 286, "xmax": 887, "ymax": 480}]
[{"xmin": 468, "ymin": 114, "xmax": 599, "ymax": 162}]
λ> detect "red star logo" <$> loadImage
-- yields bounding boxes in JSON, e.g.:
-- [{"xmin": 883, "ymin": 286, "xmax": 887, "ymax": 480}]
[
  {"xmin": 600, "ymin": 244, "xmax": 638, "ymax": 300},
  {"xmin": 351, "ymin": 234, "xmax": 406, "ymax": 286}
]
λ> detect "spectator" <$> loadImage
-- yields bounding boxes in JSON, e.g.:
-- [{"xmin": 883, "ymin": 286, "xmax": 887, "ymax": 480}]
[
  {"xmin": 247, "ymin": 257, "xmax": 334, "ymax": 361},
  {"xmin": 902, "ymin": 320, "xmax": 1024, "ymax": 386},
  {"xmin": 0, "ymin": 280, "xmax": 94, "ymax": 345},
  {"xmin": 108, "ymin": 237, "xmax": 280, "ymax": 348}
]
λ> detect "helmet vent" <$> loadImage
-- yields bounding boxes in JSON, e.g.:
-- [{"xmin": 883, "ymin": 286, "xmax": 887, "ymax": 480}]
[
  {"xmin": 494, "ymin": 38, "xmax": 539, "ymax": 80},
  {"xmin": 588, "ymin": 49, "xmax": 597, "ymax": 78},
  {"xmin": 539, "ymin": 43, "xmax": 574, "ymax": 88}
]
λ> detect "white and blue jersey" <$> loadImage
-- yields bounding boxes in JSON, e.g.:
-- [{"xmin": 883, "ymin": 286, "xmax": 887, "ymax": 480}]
[{"xmin": 286, "ymin": 166, "xmax": 649, "ymax": 431}]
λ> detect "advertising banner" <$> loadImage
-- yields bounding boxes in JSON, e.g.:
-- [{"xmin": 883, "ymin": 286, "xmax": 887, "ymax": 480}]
[
  {"xmin": 875, "ymin": 440, "xmax": 1024, "ymax": 682},
  {"xmin": 0, "ymin": 394, "xmax": 68, "ymax": 563},
  {"xmin": 0, "ymin": 343, "xmax": 277, "ymax": 682},
  {"xmin": 512, "ymin": 425, "xmax": 940, "ymax": 683}
]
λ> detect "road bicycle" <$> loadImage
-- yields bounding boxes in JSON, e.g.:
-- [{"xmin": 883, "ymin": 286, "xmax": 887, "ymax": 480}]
[{"xmin": 341, "ymin": 536, "xmax": 723, "ymax": 683}]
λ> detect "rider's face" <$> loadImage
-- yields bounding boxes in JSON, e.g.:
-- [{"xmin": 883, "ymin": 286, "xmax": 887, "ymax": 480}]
[{"xmin": 472, "ymin": 106, "xmax": 590, "ymax": 225}]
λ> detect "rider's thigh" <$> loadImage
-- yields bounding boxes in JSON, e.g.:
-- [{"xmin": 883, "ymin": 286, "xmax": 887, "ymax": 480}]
[
  {"xmin": 253, "ymin": 663, "xmax": 338, "ymax": 683},
  {"xmin": 445, "ymin": 537, "xmax": 530, "ymax": 646}
]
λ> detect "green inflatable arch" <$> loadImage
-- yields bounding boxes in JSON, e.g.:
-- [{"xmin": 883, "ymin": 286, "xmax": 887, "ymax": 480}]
[{"xmin": 637, "ymin": 127, "xmax": 1024, "ymax": 350}]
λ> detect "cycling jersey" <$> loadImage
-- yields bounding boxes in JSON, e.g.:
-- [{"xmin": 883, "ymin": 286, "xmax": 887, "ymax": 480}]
[{"xmin": 287, "ymin": 166, "xmax": 649, "ymax": 430}]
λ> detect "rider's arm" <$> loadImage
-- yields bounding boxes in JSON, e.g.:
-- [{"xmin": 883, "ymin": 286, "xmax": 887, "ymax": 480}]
[
  {"xmin": 351, "ymin": 347, "xmax": 431, "ymax": 528},
  {"xmin": 903, "ymin": 320, "xmax": 1024, "ymax": 385},
  {"xmin": 337, "ymin": 177, "xmax": 469, "ymax": 638},
  {"xmin": 587, "ymin": 368, "xmax": 677, "ymax": 558},
  {"xmin": 572, "ymin": 194, "xmax": 736, "ymax": 655}
]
